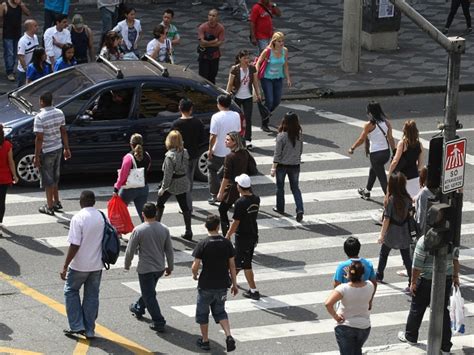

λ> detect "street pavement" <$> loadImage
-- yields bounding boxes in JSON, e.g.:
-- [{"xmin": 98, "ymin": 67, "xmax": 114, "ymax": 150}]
[
  {"xmin": 0, "ymin": 0, "xmax": 474, "ymax": 97},
  {"xmin": 0, "ymin": 93, "xmax": 473, "ymax": 354}
]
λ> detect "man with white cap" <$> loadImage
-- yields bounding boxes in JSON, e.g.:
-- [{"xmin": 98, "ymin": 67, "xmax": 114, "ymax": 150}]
[{"xmin": 225, "ymin": 173, "xmax": 261, "ymax": 300}]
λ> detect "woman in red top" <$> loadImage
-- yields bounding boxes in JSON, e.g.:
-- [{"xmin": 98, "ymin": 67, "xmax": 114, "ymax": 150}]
[{"xmin": 0, "ymin": 124, "xmax": 19, "ymax": 234}]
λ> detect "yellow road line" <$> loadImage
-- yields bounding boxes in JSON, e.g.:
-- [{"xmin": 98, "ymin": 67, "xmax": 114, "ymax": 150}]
[
  {"xmin": 0, "ymin": 347, "xmax": 42, "ymax": 354},
  {"xmin": 0, "ymin": 272, "xmax": 153, "ymax": 355},
  {"xmin": 73, "ymin": 338, "xmax": 89, "ymax": 355}
]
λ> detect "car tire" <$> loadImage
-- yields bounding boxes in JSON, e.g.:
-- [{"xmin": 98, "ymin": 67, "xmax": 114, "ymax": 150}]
[
  {"xmin": 15, "ymin": 150, "xmax": 40, "ymax": 186},
  {"xmin": 195, "ymin": 146, "xmax": 208, "ymax": 182}
]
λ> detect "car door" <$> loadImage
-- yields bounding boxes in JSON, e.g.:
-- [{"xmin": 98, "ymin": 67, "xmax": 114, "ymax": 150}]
[{"xmin": 64, "ymin": 85, "xmax": 138, "ymax": 172}]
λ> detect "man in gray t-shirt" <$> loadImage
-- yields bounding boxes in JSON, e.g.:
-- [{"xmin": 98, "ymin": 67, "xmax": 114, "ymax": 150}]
[{"xmin": 124, "ymin": 203, "xmax": 174, "ymax": 333}]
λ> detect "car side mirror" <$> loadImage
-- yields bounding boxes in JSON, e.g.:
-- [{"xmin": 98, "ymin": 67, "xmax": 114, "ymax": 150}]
[{"xmin": 76, "ymin": 113, "xmax": 92, "ymax": 124}]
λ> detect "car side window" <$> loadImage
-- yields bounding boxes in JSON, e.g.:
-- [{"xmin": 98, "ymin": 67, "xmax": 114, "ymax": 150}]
[
  {"xmin": 183, "ymin": 86, "xmax": 216, "ymax": 114},
  {"xmin": 61, "ymin": 91, "xmax": 95, "ymax": 124},
  {"xmin": 88, "ymin": 88, "xmax": 135, "ymax": 121},
  {"xmin": 139, "ymin": 85, "xmax": 184, "ymax": 119}
]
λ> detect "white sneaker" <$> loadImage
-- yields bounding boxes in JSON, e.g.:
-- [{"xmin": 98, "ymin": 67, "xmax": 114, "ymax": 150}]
[
  {"xmin": 397, "ymin": 331, "xmax": 417, "ymax": 346},
  {"xmin": 371, "ymin": 211, "xmax": 383, "ymax": 225},
  {"xmin": 246, "ymin": 140, "xmax": 253, "ymax": 150}
]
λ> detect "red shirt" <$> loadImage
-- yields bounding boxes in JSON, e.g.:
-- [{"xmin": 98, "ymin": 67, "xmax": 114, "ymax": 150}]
[
  {"xmin": 0, "ymin": 140, "xmax": 13, "ymax": 185},
  {"xmin": 198, "ymin": 22, "xmax": 225, "ymax": 59},
  {"xmin": 250, "ymin": 1, "xmax": 277, "ymax": 40}
]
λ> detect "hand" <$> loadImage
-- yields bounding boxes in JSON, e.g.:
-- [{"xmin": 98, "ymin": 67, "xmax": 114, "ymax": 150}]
[
  {"xmin": 334, "ymin": 314, "xmax": 344, "ymax": 323},
  {"xmin": 164, "ymin": 267, "xmax": 172, "ymax": 276},
  {"xmin": 158, "ymin": 188, "xmax": 165, "ymax": 197},
  {"xmin": 113, "ymin": 191, "xmax": 118, "ymax": 197},
  {"xmin": 12, "ymin": 175, "xmax": 19, "ymax": 184},
  {"xmin": 60, "ymin": 268, "xmax": 67, "ymax": 280},
  {"xmin": 453, "ymin": 276, "xmax": 460, "ymax": 287},
  {"xmin": 270, "ymin": 168, "xmax": 276, "ymax": 177},
  {"xmin": 287, "ymin": 78, "xmax": 292, "ymax": 87},
  {"xmin": 348, "ymin": 148, "xmax": 354, "ymax": 155},
  {"xmin": 231, "ymin": 285, "xmax": 238, "ymax": 296},
  {"xmin": 208, "ymin": 149, "xmax": 213, "ymax": 160},
  {"xmin": 63, "ymin": 148, "xmax": 71, "ymax": 160},
  {"xmin": 33, "ymin": 155, "xmax": 41, "ymax": 168},
  {"xmin": 410, "ymin": 282, "xmax": 417, "ymax": 296},
  {"xmin": 368, "ymin": 300, "xmax": 373, "ymax": 311},
  {"xmin": 250, "ymin": 36, "xmax": 257, "ymax": 46},
  {"xmin": 377, "ymin": 237, "xmax": 384, "ymax": 244},
  {"xmin": 193, "ymin": 273, "xmax": 198, "ymax": 280},
  {"xmin": 53, "ymin": 37, "xmax": 60, "ymax": 47}
]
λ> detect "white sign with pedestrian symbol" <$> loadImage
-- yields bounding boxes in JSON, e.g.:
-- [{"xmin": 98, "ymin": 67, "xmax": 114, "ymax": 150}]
[{"xmin": 442, "ymin": 138, "xmax": 467, "ymax": 194}]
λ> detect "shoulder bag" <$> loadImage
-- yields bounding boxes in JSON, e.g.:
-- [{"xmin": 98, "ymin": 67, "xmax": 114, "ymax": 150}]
[
  {"xmin": 119, "ymin": 153, "xmax": 145, "ymax": 189},
  {"xmin": 256, "ymin": 48, "xmax": 271, "ymax": 79}
]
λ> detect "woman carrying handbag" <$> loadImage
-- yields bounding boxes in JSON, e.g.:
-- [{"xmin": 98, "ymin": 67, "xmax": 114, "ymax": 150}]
[{"xmin": 114, "ymin": 133, "xmax": 151, "ymax": 223}]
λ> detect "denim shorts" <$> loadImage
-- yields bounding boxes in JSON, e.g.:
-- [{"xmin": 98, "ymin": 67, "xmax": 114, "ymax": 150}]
[
  {"xmin": 195, "ymin": 288, "xmax": 228, "ymax": 325},
  {"xmin": 40, "ymin": 148, "xmax": 62, "ymax": 188}
]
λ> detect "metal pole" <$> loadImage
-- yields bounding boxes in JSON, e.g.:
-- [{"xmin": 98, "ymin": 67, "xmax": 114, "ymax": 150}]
[{"xmin": 341, "ymin": 0, "xmax": 362, "ymax": 73}]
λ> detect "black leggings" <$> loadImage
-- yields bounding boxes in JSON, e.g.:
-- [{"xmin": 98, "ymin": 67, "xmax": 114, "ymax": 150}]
[
  {"xmin": 157, "ymin": 191, "xmax": 189, "ymax": 212},
  {"xmin": 367, "ymin": 149, "xmax": 390, "ymax": 195},
  {"xmin": 0, "ymin": 184, "xmax": 8, "ymax": 223},
  {"xmin": 445, "ymin": 0, "xmax": 472, "ymax": 28}
]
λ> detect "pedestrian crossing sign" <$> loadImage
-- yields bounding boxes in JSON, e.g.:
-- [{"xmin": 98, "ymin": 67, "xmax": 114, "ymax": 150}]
[{"xmin": 442, "ymin": 138, "xmax": 467, "ymax": 194}]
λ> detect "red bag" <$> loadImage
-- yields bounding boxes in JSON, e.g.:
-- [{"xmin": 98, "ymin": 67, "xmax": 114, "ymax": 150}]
[
  {"xmin": 255, "ymin": 48, "xmax": 271, "ymax": 79},
  {"xmin": 107, "ymin": 195, "xmax": 134, "ymax": 234}
]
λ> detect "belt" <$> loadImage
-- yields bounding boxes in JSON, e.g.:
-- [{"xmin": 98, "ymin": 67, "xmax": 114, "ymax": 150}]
[{"xmin": 172, "ymin": 173, "xmax": 186, "ymax": 178}]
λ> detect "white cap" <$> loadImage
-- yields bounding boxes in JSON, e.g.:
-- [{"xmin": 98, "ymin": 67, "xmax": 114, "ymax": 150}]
[{"xmin": 235, "ymin": 174, "xmax": 251, "ymax": 188}]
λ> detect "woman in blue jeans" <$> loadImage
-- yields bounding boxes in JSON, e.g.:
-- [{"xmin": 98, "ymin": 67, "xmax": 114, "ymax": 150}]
[
  {"xmin": 114, "ymin": 133, "xmax": 151, "ymax": 223},
  {"xmin": 271, "ymin": 112, "xmax": 304, "ymax": 222},
  {"xmin": 325, "ymin": 261, "xmax": 374, "ymax": 355},
  {"xmin": 256, "ymin": 31, "xmax": 291, "ymax": 131}
]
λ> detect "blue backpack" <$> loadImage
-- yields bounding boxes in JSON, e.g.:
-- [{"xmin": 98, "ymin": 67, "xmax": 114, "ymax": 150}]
[{"xmin": 99, "ymin": 211, "xmax": 121, "ymax": 270}]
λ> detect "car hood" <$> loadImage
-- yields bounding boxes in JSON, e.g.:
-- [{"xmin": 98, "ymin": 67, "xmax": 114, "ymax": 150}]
[{"xmin": 0, "ymin": 94, "xmax": 34, "ymax": 125}]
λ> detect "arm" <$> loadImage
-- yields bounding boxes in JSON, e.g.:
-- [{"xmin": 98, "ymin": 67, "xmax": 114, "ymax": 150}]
[
  {"xmin": 324, "ymin": 290, "xmax": 344, "ymax": 323},
  {"xmin": 252, "ymin": 72, "xmax": 262, "ymax": 100},
  {"xmin": 86, "ymin": 27, "xmax": 96, "ymax": 61},
  {"xmin": 18, "ymin": 54, "xmax": 27, "ymax": 71},
  {"xmin": 7, "ymin": 149, "xmax": 18, "ymax": 184},
  {"xmin": 217, "ymin": 177, "xmax": 230, "ymax": 202},
  {"xmin": 172, "ymin": 31, "xmax": 180, "ymax": 46},
  {"xmin": 60, "ymin": 244, "xmax": 80, "ymax": 280},
  {"xmin": 60, "ymin": 125, "xmax": 71, "ymax": 160},
  {"xmin": 62, "ymin": 0, "xmax": 70, "ymax": 15},
  {"xmin": 417, "ymin": 145, "xmax": 424, "ymax": 171},
  {"xmin": 191, "ymin": 258, "xmax": 201, "ymax": 280},
  {"xmin": 271, "ymin": 134, "xmax": 283, "ymax": 176},
  {"xmin": 20, "ymin": 1, "xmax": 31, "ymax": 16},
  {"xmin": 0, "ymin": 3, "xmax": 6, "ymax": 17},
  {"xmin": 453, "ymin": 258, "xmax": 460, "ymax": 287},
  {"xmin": 160, "ymin": 156, "xmax": 174, "ymax": 192},
  {"xmin": 284, "ymin": 47, "xmax": 291, "ymax": 87},
  {"xmin": 378, "ymin": 215, "xmax": 390, "ymax": 244},
  {"xmin": 228, "ymin": 256, "xmax": 238, "ymax": 296},
  {"xmin": 410, "ymin": 267, "xmax": 422, "ymax": 296},
  {"xmin": 43, "ymin": 32, "xmax": 56, "ymax": 67},
  {"xmin": 225, "ymin": 219, "xmax": 240, "ymax": 240},
  {"xmin": 33, "ymin": 132, "xmax": 44, "ymax": 168},
  {"xmin": 255, "ymin": 48, "xmax": 269, "ymax": 72},
  {"xmin": 249, "ymin": 21, "xmax": 257, "ymax": 45},
  {"xmin": 124, "ymin": 230, "xmax": 139, "ymax": 270},
  {"xmin": 226, "ymin": 72, "xmax": 235, "ymax": 93},
  {"xmin": 368, "ymin": 278, "xmax": 377, "ymax": 310},
  {"xmin": 114, "ymin": 154, "xmax": 133, "ymax": 192},
  {"xmin": 164, "ymin": 231, "xmax": 174, "ymax": 275},
  {"xmin": 385, "ymin": 119, "xmax": 396, "ymax": 150},
  {"xmin": 208, "ymin": 133, "xmax": 217, "ymax": 159},
  {"xmin": 348, "ymin": 122, "xmax": 371, "ymax": 154},
  {"xmin": 388, "ymin": 140, "xmax": 404, "ymax": 176}
]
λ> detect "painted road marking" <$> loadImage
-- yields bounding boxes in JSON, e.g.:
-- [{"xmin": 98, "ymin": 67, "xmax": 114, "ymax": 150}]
[{"xmin": 0, "ymin": 348, "xmax": 42, "ymax": 355}]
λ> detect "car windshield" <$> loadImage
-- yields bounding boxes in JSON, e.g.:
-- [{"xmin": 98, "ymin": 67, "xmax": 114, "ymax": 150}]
[{"xmin": 13, "ymin": 69, "xmax": 93, "ymax": 112}]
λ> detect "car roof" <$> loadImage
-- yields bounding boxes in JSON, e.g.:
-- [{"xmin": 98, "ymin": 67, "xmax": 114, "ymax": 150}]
[{"xmin": 77, "ymin": 61, "xmax": 207, "ymax": 84}]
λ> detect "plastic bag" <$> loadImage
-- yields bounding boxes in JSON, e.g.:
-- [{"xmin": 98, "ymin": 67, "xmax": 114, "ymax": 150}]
[
  {"xmin": 449, "ymin": 285, "xmax": 466, "ymax": 334},
  {"xmin": 107, "ymin": 195, "xmax": 134, "ymax": 234}
]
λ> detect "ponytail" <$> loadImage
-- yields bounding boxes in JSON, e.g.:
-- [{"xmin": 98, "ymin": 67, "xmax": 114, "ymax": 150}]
[
  {"xmin": 133, "ymin": 144, "xmax": 143, "ymax": 161},
  {"xmin": 129, "ymin": 133, "xmax": 144, "ymax": 161}
]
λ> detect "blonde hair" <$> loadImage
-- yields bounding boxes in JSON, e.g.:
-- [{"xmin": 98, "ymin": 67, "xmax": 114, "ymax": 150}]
[
  {"xmin": 402, "ymin": 120, "xmax": 419, "ymax": 148},
  {"xmin": 130, "ymin": 133, "xmax": 144, "ymax": 161},
  {"xmin": 165, "ymin": 130, "xmax": 184, "ymax": 151},
  {"xmin": 270, "ymin": 31, "xmax": 284, "ymax": 48}
]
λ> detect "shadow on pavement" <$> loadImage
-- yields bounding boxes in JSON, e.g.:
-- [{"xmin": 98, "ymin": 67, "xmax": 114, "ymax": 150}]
[
  {"xmin": 2, "ymin": 230, "xmax": 63, "ymax": 256},
  {"xmin": 0, "ymin": 323, "xmax": 13, "ymax": 340},
  {"xmin": 0, "ymin": 248, "xmax": 20, "ymax": 276}
]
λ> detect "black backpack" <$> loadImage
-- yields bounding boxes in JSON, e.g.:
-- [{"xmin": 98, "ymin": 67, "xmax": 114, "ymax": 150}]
[{"xmin": 99, "ymin": 211, "xmax": 121, "ymax": 270}]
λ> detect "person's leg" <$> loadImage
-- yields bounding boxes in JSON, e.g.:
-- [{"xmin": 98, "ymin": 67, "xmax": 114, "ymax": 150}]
[
  {"xmin": 176, "ymin": 192, "xmax": 192, "ymax": 238},
  {"xmin": 82, "ymin": 270, "xmax": 102, "ymax": 337},
  {"xmin": 460, "ymin": 0, "xmax": 472, "ymax": 28},
  {"xmin": 271, "ymin": 78, "xmax": 284, "ymax": 112},
  {"xmin": 0, "ymin": 185, "xmax": 8, "ymax": 224},
  {"xmin": 446, "ymin": 0, "xmax": 462, "ymax": 28},
  {"xmin": 405, "ymin": 278, "xmax": 431, "ymax": 342},
  {"xmin": 64, "ymin": 269, "xmax": 87, "ymax": 332},
  {"xmin": 218, "ymin": 201, "xmax": 232, "ymax": 236},
  {"xmin": 43, "ymin": 9, "xmax": 57, "ymax": 37},
  {"xmin": 17, "ymin": 71, "xmax": 26, "ymax": 87},
  {"xmin": 209, "ymin": 58, "xmax": 219, "ymax": 84},
  {"xmin": 186, "ymin": 158, "xmax": 198, "ymax": 212},
  {"xmin": 275, "ymin": 166, "xmax": 286, "ymax": 212},
  {"xmin": 260, "ymin": 78, "xmax": 273, "ymax": 114},
  {"xmin": 243, "ymin": 269, "xmax": 256, "ymax": 289},
  {"xmin": 355, "ymin": 327, "xmax": 371, "ymax": 355},
  {"xmin": 3, "ymin": 39, "xmax": 14, "ymax": 76},
  {"xmin": 400, "ymin": 248, "xmax": 413, "ymax": 285},
  {"xmin": 45, "ymin": 186, "xmax": 55, "ymax": 209},
  {"xmin": 210, "ymin": 289, "xmax": 230, "ymax": 336},
  {"xmin": 196, "ymin": 289, "xmax": 211, "ymax": 341},
  {"xmin": 52, "ymin": 149, "xmax": 62, "ymax": 206},
  {"xmin": 138, "ymin": 271, "xmax": 166, "ymax": 327},
  {"xmin": 287, "ymin": 166, "xmax": 304, "ymax": 214},
  {"xmin": 12, "ymin": 39, "xmax": 18, "ymax": 75},
  {"xmin": 199, "ymin": 58, "xmax": 211, "ymax": 82},
  {"xmin": 371, "ymin": 149, "xmax": 390, "ymax": 194},
  {"xmin": 240, "ymin": 98, "xmax": 253, "ymax": 142},
  {"xmin": 441, "ymin": 277, "xmax": 454, "ymax": 352},
  {"xmin": 334, "ymin": 325, "xmax": 356, "ymax": 355},
  {"xmin": 207, "ymin": 155, "xmax": 224, "ymax": 197},
  {"xmin": 133, "ymin": 185, "xmax": 150, "ymax": 223},
  {"xmin": 366, "ymin": 153, "xmax": 377, "ymax": 192},
  {"xmin": 376, "ymin": 243, "xmax": 391, "ymax": 281}
]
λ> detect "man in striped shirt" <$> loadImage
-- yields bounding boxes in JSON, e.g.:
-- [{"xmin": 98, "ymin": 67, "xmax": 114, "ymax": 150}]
[{"xmin": 33, "ymin": 92, "xmax": 71, "ymax": 215}]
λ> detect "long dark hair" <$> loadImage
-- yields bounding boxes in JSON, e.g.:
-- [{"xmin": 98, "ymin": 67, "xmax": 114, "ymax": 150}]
[
  {"xmin": 367, "ymin": 101, "xmax": 386, "ymax": 123},
  {"xmin": 388, "ymin": 172, "xmax": 411, "ymax": 219},
  {"xmin": 31, "ymin": 47, "xmax": 46, "ymax": 72},
  {"xmin": 234, "ymin": 49, "xmax": 250, "ymax": 65},
  {"xmin": 104, "ymin": 31, "xmax": 120, "ymax": 54},
  {"xmin": 61, "ymin": 43, "xmax": 75, "ymax": 64},
  {"xmin": 278, "ymin": 111, "xmax": 302, "ymax": 147}
]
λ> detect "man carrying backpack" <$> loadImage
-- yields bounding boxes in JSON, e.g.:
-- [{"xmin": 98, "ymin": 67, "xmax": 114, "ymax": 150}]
[
  {"xmin": 124, "ymin": 202, "xmax": 174, "ymax": 333},
  {"xmin": 61, "ymin": 190, "xmax": 104, "ymax": 339}
]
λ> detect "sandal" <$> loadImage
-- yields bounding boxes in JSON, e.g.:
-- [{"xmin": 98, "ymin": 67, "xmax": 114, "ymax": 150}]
[{"xmin": 39, "ymin": 205, "xmax": 54, "ymax": 216}]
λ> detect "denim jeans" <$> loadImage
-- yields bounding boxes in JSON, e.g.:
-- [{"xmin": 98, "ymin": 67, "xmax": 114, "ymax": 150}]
[
  {"xmin": 195, "ymin": 288, "xmax": 228, "ymax": 324},
  {"xmin": 119, "ymin": 184, "xmax": 149, "ymax": 222},
  {"xmin": 335, "ymin": 325, "xmax": 371, "ymax": 355},
  {"xmin": 100, "ymin": 6, "xmax": 118, "ymax": 35},
  {"xmin": 132, "ymin": 270, "xmax": 166, "ymax": 327},
  {"xmin": 257, "ymin": 39, "xmax": 270, "ymax": 54},
  {"xmin": 235, "ymin": 97, "xmax": 253, "ymax": 141},
  {"xmin": 276, "ymin": 165, "xmax": 304, "ymax": 214},
  {"xmin": 404, "ymin": 277, "xmax": 453, "ymax": 352},
  {"xmin": 207, "ymin": 155, "xmax": 225, "ymax": 196},
  {"xmin": 261, "ymin": 78, "xmax": 283, "ymax": 113},
  {"xmin": 64, "ymin": 268, "xmax": 102, "ymax": 337},
  {"xmin": 367, "ymin": 149, "xmax": 390, "ymax": 194},
  {"xmin": 376, "ymin": 243, "xmax": 412, "ymax": 285},
  {"xmin": 3, "ymin": 38, "xmax": 18, "ymax": 75}
]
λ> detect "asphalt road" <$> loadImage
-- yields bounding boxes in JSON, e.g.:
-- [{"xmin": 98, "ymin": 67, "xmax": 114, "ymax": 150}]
[{"xmin": 0, "ymin": 93, "xmax": 473, "ymax": 354}]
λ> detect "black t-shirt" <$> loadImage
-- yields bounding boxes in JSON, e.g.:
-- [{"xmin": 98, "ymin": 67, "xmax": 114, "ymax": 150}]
[
  {"xmin": 171, "ymin": 117, "xmax": 205, "ymax": 159},
  {"xmin": 192, "ymin": 235, "xmax": 235, "ymax": 289},
  {"xmin": 233, "ymin": 194, "xmax": 260, "ymax": 242}
]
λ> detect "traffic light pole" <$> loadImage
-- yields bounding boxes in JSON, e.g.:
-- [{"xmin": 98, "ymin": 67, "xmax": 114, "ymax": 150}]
[{"xmin": 389, "ymin": 1, "xmax": 465, "ymax": 354}]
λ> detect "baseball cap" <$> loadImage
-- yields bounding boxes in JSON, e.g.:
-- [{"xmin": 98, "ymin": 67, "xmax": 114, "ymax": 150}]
[
  {"xmin": 235, "ymin": 174, "xmax": 251, "ymax": 188},
  {"xmin": 72, "ymin": 14, "xmax": 84, "ymax": 29}
]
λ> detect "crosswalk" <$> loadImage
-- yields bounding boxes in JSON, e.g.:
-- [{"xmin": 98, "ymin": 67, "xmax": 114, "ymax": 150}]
[{"xmin": 3, "ymin": 106, "xmax": 473, "ymax": 354}]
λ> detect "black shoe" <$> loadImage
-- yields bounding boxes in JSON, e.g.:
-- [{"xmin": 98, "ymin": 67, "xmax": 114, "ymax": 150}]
[
  {"xmin": 226, "ymin": 335, "xmax": 236, "ymax": 352},
  {"xmin": 63, "ymin": 329, "xmax": 85, "ymax": 337},
  {"xmin": 272, "ymin": 207, "xmax": 284, "ymax": 214},
  {"xmin": 150, "ymin": 323, "xmax": 165, "ymax": 333},
  {"xmin": 196, "ymin": 337, "xmax": 210, "ymax": 350},
  {"xmin": 261, "ymin": 125, "xmax": 271, "ymax": 132},
  {"xmin": 39, "ymin": 204, "xmax": 55, "ymax": 215},
  {"xmin": 296, "ymin": 212, "xmax": 304, "ymax": 223},
  {"xmin": 443, "ymin": 27, "xmax": 449, "ymax": 35},
  {"xmin": 129, "ymin": 304, "xmax": 144, "ymax": 320},
  {"xmin": 243, "ymin": 290, "xmax": 260, "ymax": 300},
  {"xmin": 53, "ymin": 201, "xmax": 63, "ymax": 211},
  {"xmin": 181, "ymin": 232, "xmax": 193, "ymax": 241},
  {"xmin": 466, "ymin": 27, "xmax": 472, "ymax": 34},
  {"xmin": 357, "ymin": 187, "xmax": 371, "ymax": 200}
]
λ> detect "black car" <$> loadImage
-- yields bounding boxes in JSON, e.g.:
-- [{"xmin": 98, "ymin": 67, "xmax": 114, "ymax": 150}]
[{"xmin": 0, "ymin": 57, "xmax": 242, "ymax": 186}]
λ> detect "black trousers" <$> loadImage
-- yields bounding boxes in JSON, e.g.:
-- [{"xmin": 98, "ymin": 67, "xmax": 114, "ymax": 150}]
[
  {"xmin": 198, "ymin": 58, "xmax": 220, "ymax": 84},
  {"xmin": 367, "ymin": 149, "xmax": 390, "ymax": 194},
  {"xmin": 0, "ymin": 184, "xmax": 8, "ymax": 223},
  {"xmin": 445, "ymin": 0, "xmax": 472, "ymax": 28}
]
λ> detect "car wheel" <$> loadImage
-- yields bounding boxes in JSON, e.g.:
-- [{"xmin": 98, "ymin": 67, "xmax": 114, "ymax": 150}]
[
  {"xmin": 195, "ymin": 147, "xmax": 208, "ymax": 182},
  {"xmin": 15, "ymin": 150, "xmax": 40, "ymax": 186}
]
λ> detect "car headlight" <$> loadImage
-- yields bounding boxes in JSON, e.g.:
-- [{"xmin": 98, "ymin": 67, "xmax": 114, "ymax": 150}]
[{"xmin": 3, "ymin": 127, "xmax": 12, "ymax": 136}]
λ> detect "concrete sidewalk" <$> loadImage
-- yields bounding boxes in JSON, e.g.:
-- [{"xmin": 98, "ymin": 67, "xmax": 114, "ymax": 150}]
[{"xmin": 0, "ymin": 0, "xmax": 472, "ymax": 97}]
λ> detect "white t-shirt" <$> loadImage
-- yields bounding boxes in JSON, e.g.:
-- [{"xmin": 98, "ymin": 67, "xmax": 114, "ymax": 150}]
[
  {"xmin": 210, "ymin": 110, "xmax": 241, "ymax": 157},
  {"xmin": 235, "ymin": 67, "xmax": 252, "ymax": 99},
  {"xmin": 44, "ymin": 26, "xmax": 71, "ymax": 63},
  {"xmin": 335, "ymin": 281, "xmax": 373, "ymax": 329},
  {"xmin": 146, "ymin": 38, "xmax": 171, "ymax": 62},
  {"xmin": 67, "ymin": 207, "xmax": 105, "ymax": 272},
  {"xmin": 17, "ymin": 33, "xmax": 39, "ymax": 73}
]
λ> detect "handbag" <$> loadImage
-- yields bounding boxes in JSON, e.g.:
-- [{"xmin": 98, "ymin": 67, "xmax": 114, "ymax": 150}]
[
  {"xmin": 118, "ymin": 153, "xmax": 145, "ymax": 189},
  {"xmin": 256, "ymin": 48, "xmax": 271, "ymax": 79}
]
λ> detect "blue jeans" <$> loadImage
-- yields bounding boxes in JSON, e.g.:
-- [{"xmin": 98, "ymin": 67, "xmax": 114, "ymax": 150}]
[
  {"xmin": 335, "ymin": 325, "xmax": 371, "ymax": 355},
  {"xmin": 3, "ymin": 38, "xmax": 18, "ymax": 75},
  {"xmin": 100, "ymin": 6, "xmax": 117, "ymax": 35},
  {"xmin": 64, "ymin": 268, "xmax": 102, "ymax": 337},
  {"xmin": 261, "ymin": 77, "xmax": 283, "ymax": 113},
  {"xmin": 195, "ymin": 288, "xmax": 228, "ymax": 324},
  {"xmin": 276, "ymin": 165, "xmax": 304, "ymax": 214},
  {"xmin": 132, "ymin": 270, "xmax": 166, "ymax": 327},
  {"xmin": 119, "ymin": 184, "xmax": 149, "ymax": 222}
]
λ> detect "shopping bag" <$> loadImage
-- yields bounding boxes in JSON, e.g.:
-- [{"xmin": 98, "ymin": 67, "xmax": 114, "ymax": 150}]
[
  {"xmin": 107, "ymin": 195, "xmax": 134, "ymax": 234},
  {"xmin": 449, "ymin": 285, "xmax": 466, "ymax": 334}
]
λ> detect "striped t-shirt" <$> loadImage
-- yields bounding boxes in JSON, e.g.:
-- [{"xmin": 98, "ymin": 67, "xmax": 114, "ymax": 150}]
[
  {"xmin": 413, "ymin": 236, "xmax": 460, "ymax": 280},
  {"xmin": 33, "ymin": 107, "xmax": 65, "ymax": 153}
]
